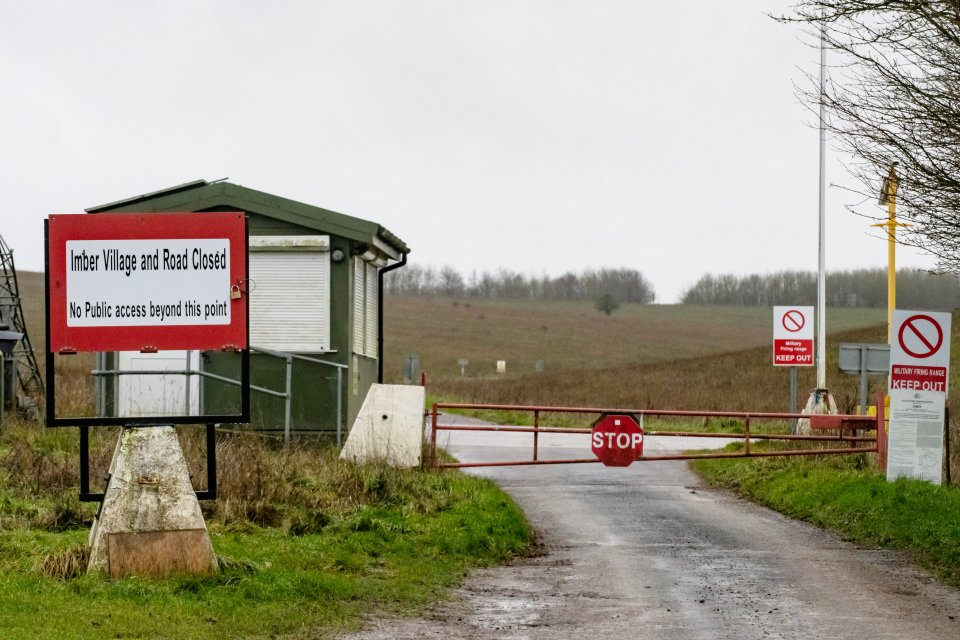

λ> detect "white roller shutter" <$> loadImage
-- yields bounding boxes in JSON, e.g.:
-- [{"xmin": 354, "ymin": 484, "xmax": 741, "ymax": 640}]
[
  {"xmin": 365, "ymin": 262, "xmax": 378, "ymax": 358},
  {"xmin": 353, "ymin": 258, "xmax": 365, "ymax": 354},
  {"xmin": 250, "ymin": 247, "xmax": 330, "ymax": 352},
  {"xmin": 351, "ymin": 257, "xmax": 381, "ymax": 358}
]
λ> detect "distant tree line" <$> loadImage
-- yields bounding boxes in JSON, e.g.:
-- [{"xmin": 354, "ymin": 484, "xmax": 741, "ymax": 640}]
[
  {"xmin": 680, "ymin": 269, "xmax": 960, "ymax": 308},
  {"xmin": 385, "ymin": 265, "xmax": 657, "ymax": 303}
]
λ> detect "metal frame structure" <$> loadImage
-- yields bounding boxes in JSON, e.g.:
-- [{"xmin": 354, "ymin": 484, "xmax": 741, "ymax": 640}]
[
  {"xmin": 429, "ymin": 397, "xmax": 885, "ymax": 469},
  {"xmin": 0, "ymin": 233, "xmax": 43, "ymax": 397}
]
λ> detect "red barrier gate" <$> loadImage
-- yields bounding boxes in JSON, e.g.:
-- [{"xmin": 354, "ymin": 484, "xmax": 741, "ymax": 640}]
[{"xmin": 429, "ymin": 394, "xmax": 887, "ymax": 470}]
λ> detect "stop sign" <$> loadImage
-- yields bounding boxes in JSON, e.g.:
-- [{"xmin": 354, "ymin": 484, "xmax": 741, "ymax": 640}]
[{"xmin": 591, "ymin": 413, "xmax": 644, "ymax": 467}]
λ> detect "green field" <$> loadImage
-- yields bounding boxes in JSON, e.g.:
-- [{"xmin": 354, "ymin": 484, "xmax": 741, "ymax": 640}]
[{"xmin": 383, "ymin": 294, "xmax": 887, "ymax": 382}]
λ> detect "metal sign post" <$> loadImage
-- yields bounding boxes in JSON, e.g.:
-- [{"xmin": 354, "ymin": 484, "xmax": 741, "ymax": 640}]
[
  {"xmin": 839, "ymin": 343, "xmax": 890, "ymax": 414},
  {"xmin": 774, "ymin": 307, "xmax": 814, "ymax": 432}
]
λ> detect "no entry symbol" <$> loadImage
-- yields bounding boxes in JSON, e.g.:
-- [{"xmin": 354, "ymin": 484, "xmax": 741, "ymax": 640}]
[
  {"xmin": 781, "ymin": 309, "xmax": 806, "ymax": 333},
  {"xmin": 898, "ymin": 314, "xmax": 943, "ymax": 359}
]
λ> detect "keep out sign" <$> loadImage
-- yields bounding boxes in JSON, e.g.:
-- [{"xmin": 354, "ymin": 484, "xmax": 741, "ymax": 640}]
[
  {"xmin": 890, "ymin": 365, "xmax": 946, "ymax": 392},
  {"xmin": 886, "ymin": 310, "xmax": 951, "ymax": 485}
]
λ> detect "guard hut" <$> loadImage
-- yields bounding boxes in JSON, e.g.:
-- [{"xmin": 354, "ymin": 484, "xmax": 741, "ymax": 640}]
[{"xmin": 87, "ymin": 179, "xmax": 409, "ymax": 440}]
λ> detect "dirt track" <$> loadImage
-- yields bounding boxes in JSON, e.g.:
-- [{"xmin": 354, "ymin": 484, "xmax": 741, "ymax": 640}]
[{"xmin": 341, "ymin": 416, "xmax": 960, "ymax": 639}]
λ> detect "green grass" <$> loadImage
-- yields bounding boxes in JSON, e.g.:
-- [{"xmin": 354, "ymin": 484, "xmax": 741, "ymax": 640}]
[
  {"xmin": 0, "ymin": 477, "xmax": 530, "ymax": 640},
  {"xmin": 691, "ymin": 448, "xmax": 960, "ymax": 586},
  {"xmin": 0, "ymin": 424, "xmax": 532, "ymax": 640}
]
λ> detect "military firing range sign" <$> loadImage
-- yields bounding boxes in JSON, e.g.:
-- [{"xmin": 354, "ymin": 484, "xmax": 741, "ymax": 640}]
[
  {"xmin": 773, "ymin": 306, "xmax": 814, "ymax": 366},
  {"xmin": 47, "ymin": 212, "xmax": 247, "ymax": 353},
  {"xmin": 887, "ymin": 310, "xmax": 951, "ymax": 484}
]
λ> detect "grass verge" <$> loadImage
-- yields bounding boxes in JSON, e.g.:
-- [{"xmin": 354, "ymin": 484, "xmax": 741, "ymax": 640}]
[
  {"xmin": 0, "ymin": 423, "xmax": 532, "ymax": 639},
  {"xmin": 690, "ymin": 446, "xmax": 960, "ymax": 586}
]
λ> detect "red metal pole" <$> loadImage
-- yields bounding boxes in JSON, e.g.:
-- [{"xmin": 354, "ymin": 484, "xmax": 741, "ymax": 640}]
[
  {"xmin": 430, "ymin": 403, "xmax": 438, "ymax": 468},
  {"xmin": 876, "ymin": 392, "xmax": 887, "ymax": 473},
  {"xmin": 744, "ymin": 415, "xmax": 751, "ymax": 456},
  {"xmin": 533, "ymin": 410, "xmax": 540, "ymax": 462}
]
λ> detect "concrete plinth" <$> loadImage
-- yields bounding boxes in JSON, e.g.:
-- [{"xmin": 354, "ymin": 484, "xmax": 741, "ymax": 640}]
[
  {"xmin": 340, "ymin": 384, "xmax": 426, "ymax": 467},
  {"xmin": 796, "ymin": 388, "xmax": 838, "ymax": 435},
  {"xmin": 87, "ymin": 426, "xmax": 217, "ymax": 577}
]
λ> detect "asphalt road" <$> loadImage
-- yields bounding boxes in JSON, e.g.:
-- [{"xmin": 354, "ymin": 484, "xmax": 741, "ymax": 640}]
[{"xmin": 346, "ymin": 414, "xmax": 960, "ymax": 639}]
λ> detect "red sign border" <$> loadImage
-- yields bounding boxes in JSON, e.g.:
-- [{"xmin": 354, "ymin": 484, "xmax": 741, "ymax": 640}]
[{"xmin": 46, "ymin": 212, "xmax": 248, "ymax": 353}]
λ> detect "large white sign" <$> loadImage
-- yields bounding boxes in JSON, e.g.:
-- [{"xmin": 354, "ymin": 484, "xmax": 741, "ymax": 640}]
[
  {"xmin": 66, "ymin": 239, "xmax": 232, "ymax": 327},
  {"xmin": 886, "ymin": 310, "xmax": 951, "ymax": 484}
]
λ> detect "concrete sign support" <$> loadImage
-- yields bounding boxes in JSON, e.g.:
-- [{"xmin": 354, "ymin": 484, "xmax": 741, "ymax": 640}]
[
  {"xmin": 87, "ymin": 427, "xmax": 217, "ymax": 577},
  {"xmin": 887, "ymin": 310, "xmax": 951, "ymax": 484}
]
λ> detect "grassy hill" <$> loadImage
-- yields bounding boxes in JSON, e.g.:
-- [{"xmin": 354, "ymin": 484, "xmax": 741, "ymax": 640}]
[{"xmin": 383, "ymin": 294, "xmax": 887, "ymax": 383}]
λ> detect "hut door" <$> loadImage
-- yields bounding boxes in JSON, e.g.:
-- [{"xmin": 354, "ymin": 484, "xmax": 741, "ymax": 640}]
[{"xmin": 116, "ymin": 350, "xmax": 201, "ymax": 417}]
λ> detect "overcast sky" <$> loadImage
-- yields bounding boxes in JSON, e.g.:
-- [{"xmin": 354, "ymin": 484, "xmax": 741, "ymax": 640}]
[{"xmin": 1, "ymin": 1, "xmax": 936, "ymax": 303}]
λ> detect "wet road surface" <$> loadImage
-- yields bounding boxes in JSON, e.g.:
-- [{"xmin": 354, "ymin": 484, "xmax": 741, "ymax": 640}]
[{"xmin": 345, "ymin": 414, "xmax": 960, "ymax": 639}]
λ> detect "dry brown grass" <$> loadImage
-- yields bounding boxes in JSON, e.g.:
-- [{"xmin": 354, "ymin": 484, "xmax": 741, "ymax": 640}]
[
  {"xmin": 203, "ymin": 431, "xmax": 456, "ymax": 534},
  {"xmin": 1, "ymin": 420, "xmax": 457, "ymax": 535},
  {"xmin": 427, "ymin": 319, "xmax": 960, "ymax": 483},
  {"xmin": 430, "ymin": 324, "xmax": 888, "ymax": 411},
  {"xmin": 35, "ymin": 543, "xmax": 90, "ymax": 580},
  {"xmin": 383, "ymin": 294, "xmax": 887, "ymax": 382}
]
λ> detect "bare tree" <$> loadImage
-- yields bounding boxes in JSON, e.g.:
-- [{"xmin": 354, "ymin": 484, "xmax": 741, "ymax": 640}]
[
  {"xmin": 594, "ymin": 293, "xmax": 621, "ymax": 316},
  {"xmin": 783, "ymin": 2, "xmax": 960, "ymax": 270},
  {"xmin": 438, "ymin": 265, "xmax": 465, "ymax": 296}
]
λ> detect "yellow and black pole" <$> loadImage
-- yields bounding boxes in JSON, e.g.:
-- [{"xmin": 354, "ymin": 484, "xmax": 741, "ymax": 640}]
[
  {"xmin": 874, "ymin": 163, "xmax": 899, "ymax": 467},
  {"xmin": 875, "ymin": 163, "xmax": 900, "ymax": 343}
]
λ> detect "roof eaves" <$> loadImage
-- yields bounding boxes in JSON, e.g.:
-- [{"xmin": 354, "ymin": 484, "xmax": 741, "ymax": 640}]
[{"xmin": 85, "ymin": 179, "xmax": 210, "ymax": 213}]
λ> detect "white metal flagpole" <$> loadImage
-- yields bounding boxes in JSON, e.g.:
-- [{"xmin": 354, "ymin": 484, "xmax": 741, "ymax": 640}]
[{"xmin": 816, "ymin": 22, "xmax": 827, "ymax": 391}]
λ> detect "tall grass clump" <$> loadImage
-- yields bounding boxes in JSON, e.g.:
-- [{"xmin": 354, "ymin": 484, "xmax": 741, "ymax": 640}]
[{"xmin": 206, "ymin": 431, "xmax": 467, "ymax": 536}]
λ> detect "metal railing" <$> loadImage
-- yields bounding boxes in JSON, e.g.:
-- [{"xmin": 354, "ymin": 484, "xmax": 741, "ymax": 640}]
[
  {"xmin": 429, "ymin": 398, "xmax": 884, "ymax": 469},
  {"xmin": 91, "ymin": 346, "xmax": 348, "ymax": 443}
]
